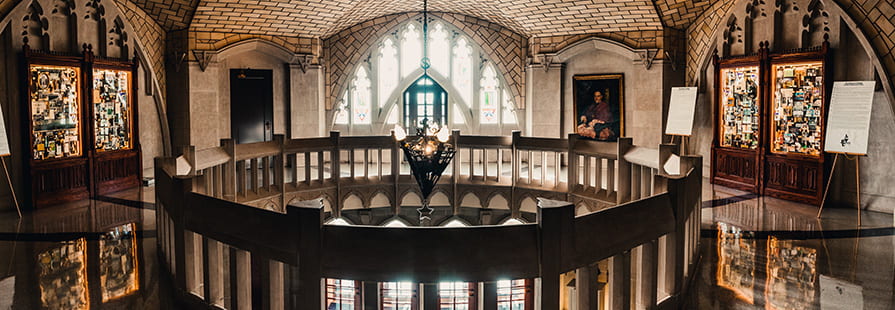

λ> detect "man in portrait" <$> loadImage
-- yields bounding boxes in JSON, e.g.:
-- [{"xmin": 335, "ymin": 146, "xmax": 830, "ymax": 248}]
[{"xmin": 577, "ymin": 90, "xmax": 620, "ymax": 140}]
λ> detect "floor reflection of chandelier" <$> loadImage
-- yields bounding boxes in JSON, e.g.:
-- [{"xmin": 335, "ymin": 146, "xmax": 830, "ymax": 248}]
[
  {"xmin": 394, "ymin": 122, "xmax": 455, "ymax": 224},
  {"xmin": 391, "ymin": 0, "xmax": 456, "ymax": 225}
]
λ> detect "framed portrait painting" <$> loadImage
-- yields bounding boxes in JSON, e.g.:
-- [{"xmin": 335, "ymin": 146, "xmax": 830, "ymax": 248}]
[{"xmin": 573, "ymin": 74, "xmax": 624, "ymax": 141}]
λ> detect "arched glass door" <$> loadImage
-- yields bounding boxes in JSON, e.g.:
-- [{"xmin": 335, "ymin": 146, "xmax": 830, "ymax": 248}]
[{"xmin": 403, "ymin": 75, "xmax": 448, "ymax": 128}]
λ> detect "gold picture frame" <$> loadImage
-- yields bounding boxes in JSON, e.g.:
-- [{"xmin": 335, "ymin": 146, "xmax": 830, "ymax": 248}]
[{"xmin": 572, "ymin": 74, "xmax": 625, "ymax": 141}]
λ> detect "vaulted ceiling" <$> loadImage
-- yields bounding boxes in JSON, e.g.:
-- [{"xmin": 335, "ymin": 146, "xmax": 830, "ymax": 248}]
[{"xmin": 132, "ymin": 0, "xmax": 715, "ymax": 38}]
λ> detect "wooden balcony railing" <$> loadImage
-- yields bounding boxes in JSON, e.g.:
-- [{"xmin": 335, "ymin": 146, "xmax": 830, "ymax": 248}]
[{"xmin": 155, "ymin": 132, "xmax": 701, "ymax": 310}]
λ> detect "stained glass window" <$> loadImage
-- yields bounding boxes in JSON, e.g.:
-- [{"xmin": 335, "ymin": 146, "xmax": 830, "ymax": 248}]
[
  {"xmin": 502, "ymin": 89, "xmax": 517, "ymax": 124},
  {"xmin": 452, "ymin": 38, "xmax": 473, "ymax": 107},
  {"xmin": 352, "ymin": 67, "xmax": 371, "ymax": 124},
  {"xmin": 430, "ymin": 22, "xmax": 451, "ymax": 77},
  {"xmin": 379, "ymin": 38, "xmax": 399, "ymax": 108},
  {"xmin": 337, "ymin": 19, "xmax": 520, "ymax": 131},
  {"xmin": 401, "ymin": 24, "xmax": 422, "ymax": 79},
  {"xmin": 480, "ymin": 65, "xmax": 499, "ymax": 124},
  {"xmin": 335, "ymin": 93, "xmax": 349, "ymax": 125}
]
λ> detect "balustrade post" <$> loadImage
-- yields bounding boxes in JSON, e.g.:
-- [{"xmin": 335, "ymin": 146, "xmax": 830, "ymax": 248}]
[
  {"xmin": 391, "ymin": 130, "xmax": 401, "ymax": 213},
  {"xmin": 537, "ymin": 198, "xmax": 575, "ymax": 310},
  {"xmin": 617, "ymin": 137, "xmax": 633, "ymax": 204},
  {"xmin": 567, "ymin": 134, "xmax": 579, "ymax": 194},
  {"xmin": 608, "ymin": 251, "xmax": 632, "ymax": 310},
  {"xmin": 662, "ymin": 155, "xmax": 700, "ymax": 303},
  {"xmin": 512, "ymin": 131, "xmax": 521, "ymax": 187},
  {"xmin": 221, "ymin": 139, "xmax": 237, "ymax": 200},
  {"xmin": 286, "ymin": 198, "xmax": 324, "ymax": 310},
  {"xmin": 636, "ymin": 240, "xmax": 658, "ymax": 310},
  {"xmin": 330, "ymin": 131, "xmax": 342, "ymax": 217},
  {"xmin": 274, "ymin": 135, "xmax": 286, "ymax": 211},
  {"xmin": 511, "ymin": 131, "xmax": 521, "ymax": 218},
  {"xmin": 576, "ymin": 264, "xmax": 598, "ymax": 310},
  {"xmin": 453, "ymin": 130, "xmax": 462, "ymax": 214}
]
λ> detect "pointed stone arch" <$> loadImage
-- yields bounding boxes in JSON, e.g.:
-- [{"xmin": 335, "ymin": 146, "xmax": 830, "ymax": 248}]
[{"xmin": 460, "ymin": 192, "xmax": 481, "ymax": 208}]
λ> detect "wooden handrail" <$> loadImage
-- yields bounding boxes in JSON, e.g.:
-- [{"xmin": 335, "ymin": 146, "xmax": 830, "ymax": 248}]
[
  {"xmin": 234, "ymin": 140, "xmax": 281, "ymax": 161},
  {"xmin": 154, "ymin": 134, "xmax": 704, "ymax": 310}
]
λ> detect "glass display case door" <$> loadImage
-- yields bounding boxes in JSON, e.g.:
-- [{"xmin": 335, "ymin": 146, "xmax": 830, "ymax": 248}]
[
  {"xmin": 712, "ymin": 55, "xmax": 765, "ymax": 193},
  {"xmin": 24, "ymin": 46, "xmax": 92, "ymax": 207},
  {"xmin": 763, "ymin": 50, "xmax": 830, "ymax": 205},
  {"xmin": 89, "ymin": 61, "xmax": 141, "ymax": 196}
]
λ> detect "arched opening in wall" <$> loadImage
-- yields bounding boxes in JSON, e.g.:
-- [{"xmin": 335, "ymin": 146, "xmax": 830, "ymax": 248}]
[
  {"xmin": 400, "ymin": 191, "xmax": 422, "ymax": 207},
  {"xmin": 342, "ymin": 194, "xmax": 364, "ymax": 211},
  {"xmin": 325, "ymin": 217, "xmax": 353, "ymax": 226},
  {"xmin": 488, "ymin": 194, "xmax": 509, "ymax": 210},
  {"xmin": 331, "ymin": 18, "xmax": 520, "ymax": 136},
  {"xmin": 369, "ymin": 192, "xmax": 391, "ymax": 208},
  {"xmin": 519, "ymin": 197, "xmax": 537, "ymax": 214},
  {"xmin": 382, "ymin": 217, "xmax": 410, "ymax": 227},
  {"xmin": 439, "ymin": 217, "xmax": 470, "ymax": 227},
  {"xmin": 460, "ymin": 193, "xmax": 481, "ymax": 208},
  {"xmin": 429, "ymin": 191, "xmax": 450, "ymax": 207}
]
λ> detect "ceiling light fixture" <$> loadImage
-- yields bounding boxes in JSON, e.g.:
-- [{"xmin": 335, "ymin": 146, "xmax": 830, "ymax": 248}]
[{"xmin": 393, "ymin": 0, "xmax": 456, "ymax": 225}]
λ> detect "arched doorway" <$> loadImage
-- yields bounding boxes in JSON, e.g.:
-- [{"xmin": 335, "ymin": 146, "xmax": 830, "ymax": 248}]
[{"xmin": 403, "ymin": 75, "xmax": 448, "ymax": 128}]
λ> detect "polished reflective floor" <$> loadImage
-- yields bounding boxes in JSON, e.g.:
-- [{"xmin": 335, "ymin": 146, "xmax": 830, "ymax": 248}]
[
  {"xmin": 691, "ymin": 184, "xmax": 895, "ymax": 310},
  {"xmin": 0, "ymin": 182, "xmax": 892, "ymax": 309},
  {"xmin": 0, "ymin": 187, "xmax": 172, "ymax": 309}
]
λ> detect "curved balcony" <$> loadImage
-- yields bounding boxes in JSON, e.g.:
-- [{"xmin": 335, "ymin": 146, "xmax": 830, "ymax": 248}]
[{"xmin": 155, "ymin": 132, "xmax": 703, "ymax": 309}]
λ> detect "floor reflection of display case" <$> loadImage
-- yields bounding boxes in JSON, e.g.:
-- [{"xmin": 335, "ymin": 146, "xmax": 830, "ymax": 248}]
[
  {"xmin": 100, "ymin": 223, "xmax": 139, "ymax": 302},
  {"xmin": 23, "ymin": 44, "xmax": 141, "ymax": 208},
  {"xmin": 716, "ymin": 222, "xmax": 757, "ymax": 304},
  {"xmin": 765, "ymin": 237, "xmax": 817, "ymax": 310},
  {"xmin": 712, "ymin": 48, "xmax": 766, "ymax": 193},
  {"xmin": 89, "ymin": 57, "xmax": 141, "ymax": 196},
  {"xmin": 37, "ymin": 238, "xmax": 90, "ymax": 310},
  {"xmin": 25, "ymin": 46, "xmax": 90, "ymax": 207}
]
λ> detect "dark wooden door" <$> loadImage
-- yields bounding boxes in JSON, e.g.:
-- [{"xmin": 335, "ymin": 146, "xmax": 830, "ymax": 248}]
[{"xmin": 230, "ymin": 69, "xmax": 273, "ymax": 144}]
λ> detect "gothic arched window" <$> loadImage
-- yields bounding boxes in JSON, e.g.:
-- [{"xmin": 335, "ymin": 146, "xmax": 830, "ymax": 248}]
[{"xmin": 334, "ymin": 18, "xmax": 520, "ymax": 134}]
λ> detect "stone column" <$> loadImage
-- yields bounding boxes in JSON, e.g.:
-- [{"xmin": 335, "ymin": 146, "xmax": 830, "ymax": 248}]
[
  {"xmin": 537, "ymin": 198, "xmax": 575, "ymax": 310},
  {"xmin": 287, "ymin": 198, "xmax": 324, "ymax": 309},
  {"xmin": 290, "ymin": 64, "xmax": 325, "ymax": 138},
  {"xmin": 525, "ymin": 62, "xmax": 564, "ymax": 138}
]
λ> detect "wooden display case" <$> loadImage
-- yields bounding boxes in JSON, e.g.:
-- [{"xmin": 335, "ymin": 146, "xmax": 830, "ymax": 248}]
[
  {"xmin": 24, "ymin": 47, "xmax": 91, "ymax": 207},
  {"xmin": 712, "ymin": 41, "xmax": 831, "ymax": 205},
  {"xmin": 88, "ymin": 55, "xmax": 141, "ymax": 196},
  {"xmin": 24, "ymin": 44, "xmax": 141, "ymax": 207},
  {"xmin": 711, "ymin": 44, "xmax": 767, "ymax": 193},
  {"xmin": 763, "ymin": 44, "xmax": 831, "ymax": 205}
]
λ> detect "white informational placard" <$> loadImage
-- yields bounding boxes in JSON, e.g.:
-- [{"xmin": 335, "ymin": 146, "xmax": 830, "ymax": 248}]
[
  {"xmin": 819, "ymin": 275, "xmax": 863, "ymax": 310},
  {"xmin": 665, "ymin": 87, "xmax": 699, "ymax": 136},
  {"xmin": 824, "ymin": 81, "xmax": 875, "ymax": 155},
  {"xmin": 0, "ymin": 103, "xmax": 9, "ymax": 156}
]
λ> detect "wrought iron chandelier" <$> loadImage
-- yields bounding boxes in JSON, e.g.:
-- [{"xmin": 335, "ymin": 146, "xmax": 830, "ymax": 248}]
[{"xmin": 393, "ymin": 0, "xmax": 456, "ymax": 225}]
